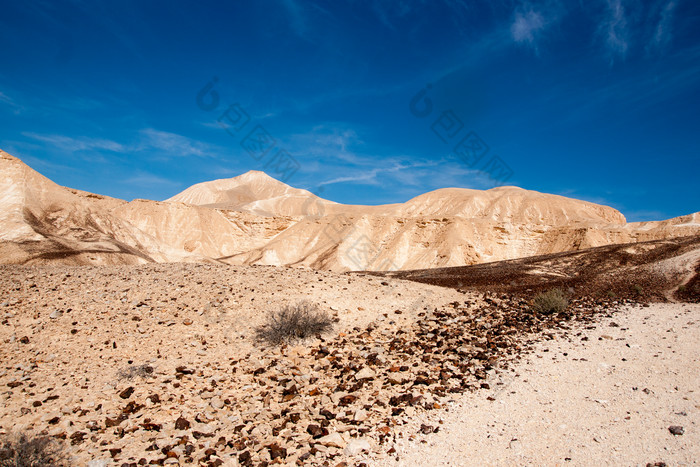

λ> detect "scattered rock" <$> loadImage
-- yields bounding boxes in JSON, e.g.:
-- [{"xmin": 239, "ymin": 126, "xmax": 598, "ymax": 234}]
[
  {"xmin": 266, "ymin": 443, "xmax": 287, "ymax": 460},
  {"xmin": 355, "ymin": 367, "xmax": 376, "ymax": 380},
  {"xmin": 344, "ymin": 438, "xmax": 371, "ymax": 456},
  {"xmin": 87, "ymin": 460, "xmax": 111, "ymax": 467},
  {"xmin": 668, "ymin": 426, "xmax": 684, "ymax": 436},
  {"xmin": 318, "ymin": 432, "xmax": 346, "ymax": 448},
  {"xmin": 176, "ymin": 366, "xmax": 195, "ymax": 375},
  {"xmin": 307, "ymin": 424, "xmax": 328, "ymax": 439},
  {"xmin": 119, "ymin": 386, "xmax": 135, "ymax": 399},
  {"xmin": 175, "ymin": 416, "xmax": 191, "ymax": 430},
  {"xmin": 420, "ymin": 424, "xmax": 436, "ymax": 434}
]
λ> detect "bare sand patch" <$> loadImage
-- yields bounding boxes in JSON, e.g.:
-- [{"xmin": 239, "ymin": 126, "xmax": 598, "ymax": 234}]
[{"xmin": 377, "ymin": 303, "xmax": 699, "ymax": 466}]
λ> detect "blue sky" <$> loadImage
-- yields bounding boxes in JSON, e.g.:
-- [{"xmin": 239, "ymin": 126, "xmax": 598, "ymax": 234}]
[{"xmin": 0, "ymin": 1, "xmax": 698, "ymax": 221}]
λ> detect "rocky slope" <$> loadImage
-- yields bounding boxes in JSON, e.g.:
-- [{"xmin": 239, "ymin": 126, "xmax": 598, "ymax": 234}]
[
  {"xmin": 1, "ymin": 149, "xmax": 698, "ymax": 271},
  {"xmin": 381, "ymin": 235, "xmax": 700, "ymax": 302},
  {"xmin": 0, "ymin": 262, "xmax": 656, "ymax": 466}
]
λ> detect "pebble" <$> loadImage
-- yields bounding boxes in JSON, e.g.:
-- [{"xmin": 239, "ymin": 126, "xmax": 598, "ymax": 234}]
[
  {"xmin": 355, "ymin": 367, "xmax": 376, "ymax": 380},
  {"xmin": 86, "ymin": 460, "xmax": 110, "ymax": 467},
  {"xmin": 318, "ymin": 432, "xmax": 346, "ymax": 448},
  {"xmin": 344, "ymin": 438, "xmax": 371, "ymax": 456},
  {"xmin": 353, "ymin": 409, "xmax": 368, "ymax": 422}
]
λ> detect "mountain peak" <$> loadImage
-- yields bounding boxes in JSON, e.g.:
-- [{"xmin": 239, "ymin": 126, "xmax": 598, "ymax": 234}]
[
  {"xmin": 205, "ymin": 170, "xmax": 282, "ymax": 188},
  {"xmin": 165, "ymin": 169, "xmax": 328, "ymax": 215},
  {"xmin": 238, "ymin": 169, "xmax": 276, "ymax": 179}
]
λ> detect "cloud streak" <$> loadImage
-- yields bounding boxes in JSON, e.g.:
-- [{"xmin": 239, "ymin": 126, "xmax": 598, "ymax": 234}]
[
  {"xmin": 511, "ymin": 10, "xmax": 546, "ymax": 47},
  {"xmin": 0, "ymin": 90, "xmax": 25, "ymax": 115},
  {"xmin": 318, "ymin": 160, "xmax": 442, "ymax": 188},
  {"xmin": 279, "ymin": 0, "xmax": 309, "ymax": 39},
  {"xmin": 601, "ymin": 0, "xmax": 631, "ymax": 60},
  {"xmin": 22, "ymin": 132, "xmax": 126, "ymax": 153},
  {"xmin": 22, "ymin": 129, "xmax": 218, "ymax": 159},
  {"xmin": 650, "ymin": 0, "xmax": 677, "ymax": 51},
  {"xmin": 138, "ymin": 129, "xmax": 212, "ymax": 158}
]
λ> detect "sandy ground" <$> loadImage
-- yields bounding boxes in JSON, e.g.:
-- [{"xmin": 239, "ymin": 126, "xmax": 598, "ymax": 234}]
[
  {"xmin": 1, "ymin": 263, "xmax": 698, "ymax": 465},
  {"xmin": 0, "ymin": 264, "xmax": 468, "ymax": 465},
  {"xmin": 378, "ymin": 303, "xmax": 700, "ymax": 466}
]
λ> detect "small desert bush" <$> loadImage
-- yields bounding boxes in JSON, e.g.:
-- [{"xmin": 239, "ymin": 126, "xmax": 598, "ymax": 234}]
[
  {"xmin": 118, "ymin": 363, "xmax": 154, "ymax": 380},
  {"xmin": 0, "ymin": 432, "xmax": 68, "ymax": 467},
  {"xmin": 531, "ymin": 288, "xmax": 569, "ymax": 314},
  {"xmin": 256, "ymin": 302, "xmax": 333, "ymax": 345}
]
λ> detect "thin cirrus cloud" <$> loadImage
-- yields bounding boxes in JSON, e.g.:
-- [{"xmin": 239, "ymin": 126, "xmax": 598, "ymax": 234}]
[
  {"xmin": 318, "ymin": 160, "xmax": 444, "ymax": 188},
  {"xmin": 601, "ymin": 0, "xmax": 630, "ymax": 59},
  {"xmin": 137, "ymin": 128, "xmax": 213, "ymax": 158},
  {"xmin": 508, "ymin": 1, "xmax": 680, "ymax": 60},
  {"xmin": 0, "ymin": 91, "xmax": 24, "ymax": 115},
  {"xmin": 600, "ymin": 0, "xmax": 680, "ymax": 60},
  {"xmin": 279, "ymin": 0, "xmax": 309, "ymax": 39},
  {"xmin": 21, "ymin": 129, "xmax": 216, "ymax": 159},
  {"xmin": 21, "ymin": 132, "xmax": 127, "ymax": 153},
  {"xmin": 649, "ymin": 0, "xmax": 678, "ymax": 51},
  {"xmin": 511, "ymin": 10, "xmax": 547, "ymax": 47},
  {"xmin": 0, "ymin": 91, "xmax": 16, "ymax": 106}
]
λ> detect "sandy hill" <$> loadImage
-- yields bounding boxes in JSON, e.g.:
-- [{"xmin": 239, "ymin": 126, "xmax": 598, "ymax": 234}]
[
  {"xmin": 367, "ymin": 186, "xmax": 626, "ymax": 225},
  {"xmin": 167, "ymin": 171, "xmax": 625, "ymax": 226},
  {"xmin": 166, "ymin": 170, "xmax": 338, "ymax": 217},
  {"xmin": 0, "ymin": 148, "xmax": 698, "ymax": 270}
]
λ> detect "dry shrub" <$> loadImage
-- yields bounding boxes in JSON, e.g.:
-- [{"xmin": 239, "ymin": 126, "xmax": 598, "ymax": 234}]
[
  {"xmin": 118, "ymin": 364, "xmax": 154, "ymax": 380},
  {"xmin": 256, "ymin": 302, "xmax": 333, "ymax": 345},
  {"xmin": 0, "ymin": 432, "xmax": 68, "ymax": 467},
  {"xmin": 531, "ymin": 288, "xmax": 569, "ymax": 314}
]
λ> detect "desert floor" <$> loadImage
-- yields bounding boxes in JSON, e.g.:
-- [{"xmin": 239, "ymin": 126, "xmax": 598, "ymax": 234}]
[
  {"xmin": 378, "ymin": 302, "xmax": 699, "ymax": 466},
  {"xmin": 0, "ymin": 264, "xmax": 697, "ymax": 466}
]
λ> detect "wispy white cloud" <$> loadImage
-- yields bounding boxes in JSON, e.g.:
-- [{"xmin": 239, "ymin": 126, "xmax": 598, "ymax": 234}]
[
  {"xmin": 287, "ymin": 124, "xmax": 368, "ymax": 166},
  {"xmin": 22, "ymin": 132, "xmax": 126, "ymax": 153},
  {"xmin": 0, "ymin": 91, "xmax": 14, "ymax": 105},
  {"xmin": 22, "ymin": 129, "xmax": 218, "ymax": 159},
  {"xmin": 0, "ymin": 90, "xmax": 24, "ymax": 115},
  {"xmin": 279, "ymin": 0, "xmax": 309, "ymax": 38},
  {"xmin": 318, "ymin": 170, "xmax": 382, "ymax": 187},
  {"xmin": 649, "ymin": 0, "xmax": 677, "ymax": 51},
  {"xmin": 511, "ymin": 10, "xmax": 547, "ymax": 47},
  {"xmin": 138, "ymin": 128, "xmax": 212, "ymax": 158},
  {"xmin": 625, "ymin": 209, "xmax": 669, "ymax": 222},
  {"xmin": 601, "ymin": 0, "xmax": 630, "ymax": 60},
  {"xmin": 318, "ymin": 160, "xmax": 443, "ymax": 188},
  {"xmin": 0, "ymin": 85, "xmax": 108, "ymax": 118}
]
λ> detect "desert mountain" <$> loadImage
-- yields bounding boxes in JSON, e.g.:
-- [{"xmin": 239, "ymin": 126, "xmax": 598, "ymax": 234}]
[
  {"xmin": 166, "ymin": 170, "xmax": 338, "ymax": 217},
  {"xmin": 173, "ymin": 173, "xmax": 626, "ymax": 225},
  {"xmin": 0, "ymin": 148, "xmax": 698, "ymax": 271}
]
